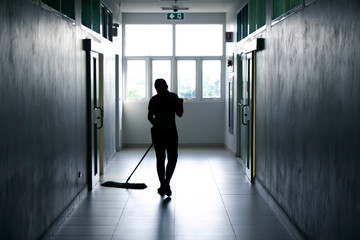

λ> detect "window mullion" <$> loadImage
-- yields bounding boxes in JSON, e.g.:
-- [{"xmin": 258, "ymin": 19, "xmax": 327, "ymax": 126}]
[
  {"xmin": 197, "ymin": 58, "xmax": 202, "ymax": 101},
  {"xmin": 147, "ymin": 58, "xmax": 151, "ymax": 99}
]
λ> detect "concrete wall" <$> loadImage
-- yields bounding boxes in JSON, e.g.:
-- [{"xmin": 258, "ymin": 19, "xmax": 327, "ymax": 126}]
[
  {"xmin": 226, "ymin": 0, "xmax": 360, "ymax": 239},
  {"xmin": 0, "ymin": 0, "xmax": 121, "ymax": 239}
]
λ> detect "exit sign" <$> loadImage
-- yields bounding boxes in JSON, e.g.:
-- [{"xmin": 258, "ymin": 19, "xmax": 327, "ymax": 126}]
[{"xmin": 167, "ymin": 12, "xmax": 184, "ymax": 20}]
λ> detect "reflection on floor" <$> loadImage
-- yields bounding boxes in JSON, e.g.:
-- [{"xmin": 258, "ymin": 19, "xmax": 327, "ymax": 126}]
[{"xmin": 52, "ymin": 147, "xmax": 296, "ymax": 240}]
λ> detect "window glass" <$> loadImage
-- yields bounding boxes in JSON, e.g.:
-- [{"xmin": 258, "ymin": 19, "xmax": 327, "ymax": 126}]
[
  {"xmin": 152, "ymin": 60, "xmax": 171, "ymax": 96},
  {"xmin": 177, "ymin": 60, "xmax": 196, "ymax": 99},
  {"xmin": 176, "ymin": 25, "xmax": 223, "ymax": 56},
  {"xmin": 273, "ymin": 0, "xmax": 302, "ymax": 19},
  {"xmin": 202, "ymin": 60, "xmax": 221, "ymax": 98},
  {"xmin": 237, "ymin": 5, "xmax": 248, "ymax": 41},
  {"xmin": 126, "ymin": 60, "xmax": 146, "ymax": 99},
  {"xmin": 42, "ymin": 0, "xmax": 74, "ymax": 20},
  {"xmin": 125, "ymin": 25, "xmax": 172, "ymax": 56}
]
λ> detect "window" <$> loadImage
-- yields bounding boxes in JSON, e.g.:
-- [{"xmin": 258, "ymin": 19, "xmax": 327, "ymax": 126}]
[
  {"xmin": 237, "ymin": 0, "xmax": 266, "ymax": 41},
  {"xmin": 273, "ymin": 0, "xmax": 303, "ymax": 19},
  {"xmin": 249, "ymin": 0, "xmax": 266, "ymax": 34},
  {"xmin": 152, "ymin": 60, "xmax": 172, "ymax": 96},
  {"xmin": 82, "ymin": 0, "xmax": 100, "ymax": 33},
  {"xmin": 176, "ymin": 25, "xmax": 223, "ymax": 56},
  {"xmin": 237, "ymin": 4, "xmax": 248, "ymax": 41},
  {"xmin": 177, "ymin": 60, "xmax": 196, "ymax": 99},
  {"xmin": 42, "ymin": 0, "xmax": 75, "ymax": 19},
  {"xmin": 101, "ymin": 4, "xmax": 113, "ymax": 41},
  {"xmin": 126, "ymin": 60, "xmax": 146, "ymax": 99},
  {"xmin": 124, "ymin": 23, "xmax": 223, "ymax": 101},
  {"xmin": 202, "ymin": 60, "xmax": 221, "ymax": 98},
  {"xmin": 125, "ymin": 25, "xmax": 173, "ymax": 56}
]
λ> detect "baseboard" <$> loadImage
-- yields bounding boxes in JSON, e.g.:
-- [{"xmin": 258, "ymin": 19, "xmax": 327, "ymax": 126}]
[
  {"xmin": 254, "ymin": 179, "xmax": 305, "ymax": 240},
  {"xmin": 39, "ymin": 185, "xmax": 88, "ymax": 240}
]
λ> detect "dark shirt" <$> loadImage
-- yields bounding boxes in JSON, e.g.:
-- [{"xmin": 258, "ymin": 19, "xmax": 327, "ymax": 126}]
[{"xmin": 148, "ymin": 90, "xmax": 183, "ymax": 136}]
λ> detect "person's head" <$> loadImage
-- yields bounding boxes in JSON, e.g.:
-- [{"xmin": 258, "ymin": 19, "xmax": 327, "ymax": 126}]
[{"xmin": 154, "ymin": 78, "xmax": 168, "ymax": 94}]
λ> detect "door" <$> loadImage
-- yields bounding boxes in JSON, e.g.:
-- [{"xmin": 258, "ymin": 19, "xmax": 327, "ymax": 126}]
[
  {"xmin": 238, "ymin": 52, "xmax": 255, "ymax": 182},
  {"xmin": 88, "ymin": 51, "xmax": 104, "ymax": 190}
]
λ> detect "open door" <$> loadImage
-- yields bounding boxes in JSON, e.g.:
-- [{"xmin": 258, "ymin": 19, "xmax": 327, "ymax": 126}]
[
  {"xmin": 87, "ymin": 51, "xmax": 104, "ymax": 190},
  {"xmin": 237, "ymin": 51, "xmax": 255, "ymax": 182}
]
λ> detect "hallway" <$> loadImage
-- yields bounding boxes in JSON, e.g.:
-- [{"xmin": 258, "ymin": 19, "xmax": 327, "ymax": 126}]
[{"xmin": 52, "ymin": 147, "xmax": 296, "ymax": 240}]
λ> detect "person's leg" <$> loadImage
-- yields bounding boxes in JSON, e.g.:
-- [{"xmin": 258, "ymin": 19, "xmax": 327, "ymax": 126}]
[
  {"xmin": 165, "ymin": 142, "xmax": 178, "ymax": 185},
  {"xmin": 162, "ymin": 140, "xmax": 178, "ymax": 196},
  {"xmin": 154, "ymin": 143, "xmax": 166, "ymax": 186}
]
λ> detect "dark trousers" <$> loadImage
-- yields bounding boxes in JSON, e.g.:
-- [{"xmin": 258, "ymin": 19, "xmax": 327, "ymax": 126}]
[{"xmin": 152, "ymin": 128, "xmax": 178, "ymax": 186}]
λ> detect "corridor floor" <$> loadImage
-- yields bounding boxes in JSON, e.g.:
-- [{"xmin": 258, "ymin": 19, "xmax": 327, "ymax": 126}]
[{"xmin": 52, "ymin": 147, "xmax": 296, "ymax": 240}]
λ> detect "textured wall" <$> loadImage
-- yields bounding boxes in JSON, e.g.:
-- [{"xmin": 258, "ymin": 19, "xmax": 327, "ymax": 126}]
[
  {"xmin": 253, "ymin": 0, "xmax": 360, "ymax": 239},
  {"xmin": 0, "ymin": 0, "xmax": 120, "ymax": 239}
]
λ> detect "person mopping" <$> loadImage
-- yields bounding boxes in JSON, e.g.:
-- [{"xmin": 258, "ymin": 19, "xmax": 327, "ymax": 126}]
[{"xmin": 148, "ymin": 79, "xmax": 184, "ymax": 197}]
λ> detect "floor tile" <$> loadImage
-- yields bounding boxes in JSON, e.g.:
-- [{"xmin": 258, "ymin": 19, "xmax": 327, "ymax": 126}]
[{"xmin": 52, "ymin": 147, "xmax": 296, "ymax": 240}]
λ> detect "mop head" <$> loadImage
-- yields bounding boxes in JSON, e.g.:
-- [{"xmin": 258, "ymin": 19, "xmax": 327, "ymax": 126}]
[{"xmin": 101, "ymin": 181, "xmax": 147, "ymax": 189}]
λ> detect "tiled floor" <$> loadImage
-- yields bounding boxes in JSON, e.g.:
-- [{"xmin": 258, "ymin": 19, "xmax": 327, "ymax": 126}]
[{"xmin": 52, "ymin": 147, "xmax": 296, "ymax": 240}]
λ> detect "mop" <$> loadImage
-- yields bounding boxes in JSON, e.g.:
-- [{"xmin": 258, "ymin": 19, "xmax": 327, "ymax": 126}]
[{"xmin": 101, "ymin": 144, "xmax": 153, "ymax": 189}]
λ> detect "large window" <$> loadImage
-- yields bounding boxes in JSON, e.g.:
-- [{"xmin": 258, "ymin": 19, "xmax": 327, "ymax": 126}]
[
  {"xmin": 176, "ymin": 25, "xmax": 223, "ymax": 56},
  {"xmin": 125, "ymin": 24, "xmax": 223, "ymax": 101},
  {"xmin": 125, "ymin": 25, "xmax": 173, "ymax": 56}
]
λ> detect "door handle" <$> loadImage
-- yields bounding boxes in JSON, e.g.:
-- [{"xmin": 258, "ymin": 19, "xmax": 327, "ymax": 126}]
[
  {"xmin": 241, "ymin": 105, "xmax": 248, "ymax": 126},
  {"xmin": 96, "ymin": 107, "xmax": 104, "ymax": 129}
]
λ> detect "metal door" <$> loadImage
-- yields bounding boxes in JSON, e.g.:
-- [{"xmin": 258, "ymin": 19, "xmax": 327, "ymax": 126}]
[
  {"xmin": 88, "ymin": 51, "xmax": 103, "ymax": 190},
  {"xmin": 238, "ymin": 52, "xmax": 255, "ymax": 182}
]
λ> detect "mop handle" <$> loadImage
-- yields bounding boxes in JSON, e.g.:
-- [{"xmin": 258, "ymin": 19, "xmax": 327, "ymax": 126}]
[{"xmin": 126, "ymin": 144, "xmax": 153, "ymax": 183}]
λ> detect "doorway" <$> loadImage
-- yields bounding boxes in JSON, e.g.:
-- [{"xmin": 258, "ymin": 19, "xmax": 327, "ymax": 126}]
[{"xmin": 237, "ymin": 51, "xmax": 255, "ymax": 182}]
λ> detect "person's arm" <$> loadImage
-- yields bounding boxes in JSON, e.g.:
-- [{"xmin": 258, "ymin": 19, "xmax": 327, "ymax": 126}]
[{"xmin": 176, "ymin": 98, "xmax": 184, "ymax": 117}]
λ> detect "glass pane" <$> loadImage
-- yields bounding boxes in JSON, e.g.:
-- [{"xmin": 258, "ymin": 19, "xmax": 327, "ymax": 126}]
[
  {"xmin": 242, "ymin": 5, "xmax": 248, "ymax": 39},
  {"xmin": 273, "ymin": 0, "xmax": 285, "ymax": 19},
  {"xmin": 202, "ymin": 60, "xmax": 221, "ymax": 98},
  {"xmin": 92, "ymin": 0, "xmax": 100, "ymax": 33},
  {"xmin": 61, "ymin": 0, "xmax": 75, "ymax": 19},
  {"xmin": 176, "ymin": 25, "xmax": 223, "ymax": 56},
  {"xmin": 177, "ymin": 60, "xmax": 196, "ymax": 99},
  {"xmin": 42, "ymin": 0, "xmax": 61, "ymax": 11},
  {"xmin": 257, "ymin": 0, "xmax": 266, "ymax": 29},
  {"xmin": 249, "ymin": 0, "xmax": 257, "ymax": 34},
  {"xmin": 126, "ymin": 60, "xmax": 146, "ymax": 99},
  {"xmin": 81, "ymin": 0, "xmax": 91, "ymax": 29},
  {"xmin": 125, "ymin": 25, "xmax": 172, "ymax": 56},
  {"xmin": 237, "ymin": 10, "xmax": 242, "ymax": 42},
  {"xmin": 152, "ymin": 60, "xmax": 171, "ymax": 96}
]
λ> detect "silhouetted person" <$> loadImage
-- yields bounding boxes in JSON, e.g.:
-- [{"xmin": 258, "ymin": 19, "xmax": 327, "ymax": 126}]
[{"xmin": 148, "ymin": 79, "xmax": 183, "ymax": 197}]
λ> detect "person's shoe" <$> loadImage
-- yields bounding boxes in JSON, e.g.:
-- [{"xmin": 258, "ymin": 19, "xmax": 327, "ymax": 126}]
[
  {"xmin": 157, "ymin": 186, "xmax": 166, "ymax": 196},
  {"xmin": 164, "ymin": 185, "xmax": 172, "ymax": 197}
]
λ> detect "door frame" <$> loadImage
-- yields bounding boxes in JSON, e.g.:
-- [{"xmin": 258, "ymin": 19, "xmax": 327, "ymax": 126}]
[
  {"xmin": 84, "ymin": 39, "xmax": 106, "ymax": 190},
  {"xmin": 235, "ymin": 38, "xmax": 263, "ymax": 182}
]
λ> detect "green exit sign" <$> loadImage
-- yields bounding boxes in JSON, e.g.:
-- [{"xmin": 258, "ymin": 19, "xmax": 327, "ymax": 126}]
[{"xmin": 167, "ymin": 12, "xmax": 184, "ymax": 20}]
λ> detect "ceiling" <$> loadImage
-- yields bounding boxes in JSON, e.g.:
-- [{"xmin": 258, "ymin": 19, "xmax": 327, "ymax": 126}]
[{"xmin": 117, "ymin": 0, "xmax": 238, "ymax": 13}]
